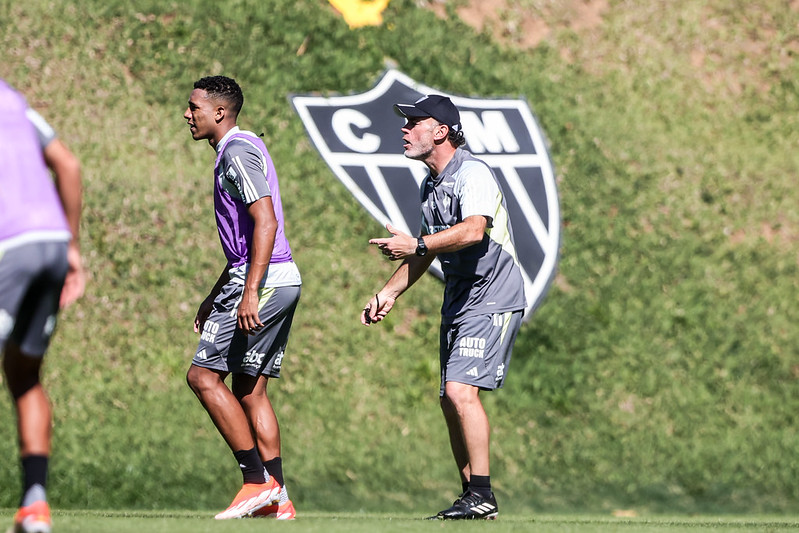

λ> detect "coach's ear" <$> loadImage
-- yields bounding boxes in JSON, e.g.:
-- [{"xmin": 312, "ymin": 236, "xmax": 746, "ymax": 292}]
[{"xmin": 433, "ymin": 123, "xmax": 449, "ymax": 142}]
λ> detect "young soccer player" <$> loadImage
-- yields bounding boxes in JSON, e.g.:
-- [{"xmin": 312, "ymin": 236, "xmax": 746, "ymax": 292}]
[{"xmin": 183, "ymin": 76, "xmax": 300, "ymax": 520}]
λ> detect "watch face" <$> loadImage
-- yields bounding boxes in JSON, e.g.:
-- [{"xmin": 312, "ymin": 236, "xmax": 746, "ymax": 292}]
[{"xmin": 417, "ymin": 237, "xmax": 427, "ymax": 256}]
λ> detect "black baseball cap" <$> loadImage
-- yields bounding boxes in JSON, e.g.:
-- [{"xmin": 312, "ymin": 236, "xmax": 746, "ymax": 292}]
[{"xmin": 394, "ymin": 94, "xmax": 462, "ymax": 132}]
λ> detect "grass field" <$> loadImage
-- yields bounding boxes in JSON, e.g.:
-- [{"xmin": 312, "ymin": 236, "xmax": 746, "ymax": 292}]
[
  {"xmin": 3, "ymin": 510, "xmax": 799, "ymax": 533},
  {"xmin": 7, "ymin": 510, "xmax": 799, "ymax": 533}
]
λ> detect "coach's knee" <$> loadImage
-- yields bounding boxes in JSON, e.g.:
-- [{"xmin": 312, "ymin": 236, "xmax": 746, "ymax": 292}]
[{"xmin": 443, "ymin": 381, "xmax": 480, "ymax": 411}]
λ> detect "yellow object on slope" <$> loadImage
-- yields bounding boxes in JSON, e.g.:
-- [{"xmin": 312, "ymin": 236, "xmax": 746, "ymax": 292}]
[{"xmin": 328, "ymin": 0, "xmax": 391, "ymax": 28}]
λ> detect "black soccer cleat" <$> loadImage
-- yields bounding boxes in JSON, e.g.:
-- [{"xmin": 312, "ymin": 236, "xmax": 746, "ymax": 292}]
[{"xmin": 429, "ymin": 490, "xmax": 498, "ymax": 520}]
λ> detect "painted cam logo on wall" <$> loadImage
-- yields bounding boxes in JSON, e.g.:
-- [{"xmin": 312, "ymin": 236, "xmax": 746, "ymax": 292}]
[{"xmin": 291, "ymin": 70, "xmax": 560, "ymax": 319}]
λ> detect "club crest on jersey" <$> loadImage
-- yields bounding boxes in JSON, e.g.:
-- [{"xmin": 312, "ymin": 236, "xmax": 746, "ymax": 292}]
[{"xmin": 290, "ymin": 70, "xmax": 560, "ymax": 319}]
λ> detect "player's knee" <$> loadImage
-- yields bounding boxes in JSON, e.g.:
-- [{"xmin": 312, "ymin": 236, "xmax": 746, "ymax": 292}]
[
  {"xmin": 3, "ymin": 348, "xmax": 43, "ymax": 399},
  {"xmin": 5, "ymin": 376, "xmax": 40, "ymax": 400},
  {"xmin": 186, "ymin": 365, "xmax": 218, "ymax": 395},
  {"xmin": 3, "ymin": 369, "xmax": 40, "ymax": 399},
  {"xmin": 231, "ymin": 374, "xmax": 265, "ymax": 402}
]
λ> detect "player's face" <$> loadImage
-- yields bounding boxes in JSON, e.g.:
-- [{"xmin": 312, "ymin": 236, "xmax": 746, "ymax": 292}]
[
  {"xmin": 400, "ymin": 116, "xmax": 439, "ymax": 161},
  {"xmin": 184, "ymin": 89, "xmax": 217, "ymax": 141}
]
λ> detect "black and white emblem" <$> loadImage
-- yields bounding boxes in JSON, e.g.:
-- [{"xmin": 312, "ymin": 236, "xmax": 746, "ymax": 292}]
[{"xmin": 291, "ymin": 70, "xmax": 560, "ymax": 319}]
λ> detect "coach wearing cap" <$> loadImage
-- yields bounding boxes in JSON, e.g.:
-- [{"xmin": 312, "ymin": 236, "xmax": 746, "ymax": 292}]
[{"xmin": 360, "ymin": 94, "xmax": 527, "ymax": 520}]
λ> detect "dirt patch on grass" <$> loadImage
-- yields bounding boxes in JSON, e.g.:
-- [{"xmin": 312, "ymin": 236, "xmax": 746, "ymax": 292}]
[
  {"xmin": 419, "ymin": 0, "xmax": 796, "ymax": 99},
  {"xmin": 420, "ymin": 0, "xmax": 607, "ymax": 49}
]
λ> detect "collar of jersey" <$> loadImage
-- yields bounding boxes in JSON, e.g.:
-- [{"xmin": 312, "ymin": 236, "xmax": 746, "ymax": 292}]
[
  {"xmin": 430, "ymin": 147, "xmax": 465, "ymax": 183},
  {"xmin": 215, "ymin": 126, "xmax": 242, "ymax": 155}
]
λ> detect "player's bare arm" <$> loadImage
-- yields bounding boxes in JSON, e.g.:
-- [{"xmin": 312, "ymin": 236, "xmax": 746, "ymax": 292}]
[
  {"xmin": 195, "ymin": 267, "xmax": 232, "ymax": 333},
  {"xmin": 239, "ymin": 196, "xmax": 278, "ymax": 335},
  {"xmin": 44, "ymin": 138, "xmax": 86, "ymax": 308},
  {"xmin": 44, "ymin": 139, "xmax": 82, "ymax": 240}
]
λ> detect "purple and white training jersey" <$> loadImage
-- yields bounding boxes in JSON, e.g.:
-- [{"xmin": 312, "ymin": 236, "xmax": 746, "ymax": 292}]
[
  {"xmin": 0, "ymin": 79, "xmax": 71, "ymax": 252},
  {"xmin": 214, "ymin": 127, "xmax": 300, "ymax": 287}
]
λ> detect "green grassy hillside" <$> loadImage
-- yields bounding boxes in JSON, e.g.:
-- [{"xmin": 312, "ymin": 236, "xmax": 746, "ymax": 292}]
[{"xmin": 1, "ymin": 0, "xmax": 799, "ymax": 515}]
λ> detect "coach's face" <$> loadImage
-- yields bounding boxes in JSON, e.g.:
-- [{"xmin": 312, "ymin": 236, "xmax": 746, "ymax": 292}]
[
  {"xmin": 184, "ymin": 88, "xmax": 218, "ymax": 142},
  {"xmin": 401, "ymin": 116, "xmax": 442, "ymax": 161}
]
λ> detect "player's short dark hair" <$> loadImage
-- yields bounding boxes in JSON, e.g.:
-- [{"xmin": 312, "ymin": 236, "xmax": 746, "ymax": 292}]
[{"xmin": 194, "ymin": 76, "xmax": 244, "ymax": 117}]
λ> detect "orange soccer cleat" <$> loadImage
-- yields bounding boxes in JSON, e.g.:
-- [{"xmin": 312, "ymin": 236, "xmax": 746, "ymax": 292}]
[
  {"xmin": 213, "ymin": 478, "xmax": 280, "ymax": 520},
  {"xmin": 12, "ymin": 499, "xmax": 51, "ymax": 533},
  {"xmin": 252, "ymin": 498, "xmax": 296, "ymax": 520}
]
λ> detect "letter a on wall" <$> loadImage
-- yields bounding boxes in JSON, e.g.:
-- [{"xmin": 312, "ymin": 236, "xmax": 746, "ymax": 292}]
[{"xmin": 291, "ymin": 70, "xmax": 560, "ymax": 320}]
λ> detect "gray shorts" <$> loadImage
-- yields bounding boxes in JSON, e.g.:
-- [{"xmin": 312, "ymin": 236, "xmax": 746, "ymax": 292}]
[
  {"xmin": 439, "ymin": 310, "xmax": 523, "ymax": 396},
  {"xmin": 192, "ymin": 282, "xmax": 301, "ymax": 378},
  {"xmin": 0, "ymin": 240, "xmax": 68, "ymax": 356}
]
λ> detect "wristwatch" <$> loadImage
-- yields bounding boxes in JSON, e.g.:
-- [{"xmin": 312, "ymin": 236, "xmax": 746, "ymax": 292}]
[{"xmin": 415, "ymin": 236, "xmax": 428, "ymax": 256}]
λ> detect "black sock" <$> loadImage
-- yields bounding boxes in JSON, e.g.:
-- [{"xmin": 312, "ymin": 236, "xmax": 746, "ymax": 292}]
[
  {"xmin": 263, "ymin": 457, "xmax": 284, "ymax": 487},
  {"xmin": 21, "ymin": 456, "xmax": 48, "ymax": 492},
  {"xmin": 20, "ymin": 455, "xmax": 48, "ymax": 506},
  {"xmin": 233, "ymin": 448, "xmax": 266, "ymax": 484},
  {"xmin": 469, "ymin": 475, "xmax": 492, "ymax": 498},
  {"xmin": 461, "ymin": 481, "xmax": 469, "ymax": 495}
]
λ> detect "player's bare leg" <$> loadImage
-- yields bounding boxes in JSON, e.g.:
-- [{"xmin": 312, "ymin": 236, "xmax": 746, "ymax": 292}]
[
  {"xmin": 233, "ymin": 374, "xmax": 280, "ymax": 461},
  {"xmin": 187, "ymin": 365, "xmax": 279, "ymax": 519},
  {"xmin": 234, "ymin": 373, "xmax": 296, "ymax": 520},
  {"xmin": 4, "ymin": 342, "xmax": 53, "ymax": 532},
  {"xmin": 187, "ymin": 365, "xmax": 256, "ymax": 452},
  {"xmin": 4, "ymin": 343, "xmax": 51, "ymax": 456}
]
